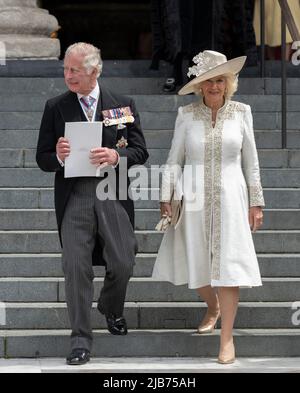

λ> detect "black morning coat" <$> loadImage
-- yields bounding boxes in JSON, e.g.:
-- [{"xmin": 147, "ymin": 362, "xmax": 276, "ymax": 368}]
[{"xmin": 36, "ymin": 84, "xmax": 149, "ymax": 266}]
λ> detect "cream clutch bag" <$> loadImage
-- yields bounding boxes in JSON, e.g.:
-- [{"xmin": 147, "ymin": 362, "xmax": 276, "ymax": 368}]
[
  {"xmin": 155, "ymin": 215, "xmax": 171, "ymax": 232},
  {"xmin": 155, "ymin": 195, "xmax": 184, "ymax": 232}
]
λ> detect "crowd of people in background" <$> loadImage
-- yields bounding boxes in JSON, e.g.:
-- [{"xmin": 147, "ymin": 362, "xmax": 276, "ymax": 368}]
[{"xmin": 149, "ymin": 0, "xmax": 300, "ymax": 92}]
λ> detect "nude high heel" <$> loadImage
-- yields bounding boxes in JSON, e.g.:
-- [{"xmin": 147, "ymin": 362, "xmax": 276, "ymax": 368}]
[
  {"xmin": 217, "ymin": 356, "xmax": 235, "ymax": 365},
  {"xmin": 218, "ymin": 342, "xmax": 235, "ymax": 364},
  {"xmin": 197, "ymin": 309, "xmax": 221, "ymax": 334}
]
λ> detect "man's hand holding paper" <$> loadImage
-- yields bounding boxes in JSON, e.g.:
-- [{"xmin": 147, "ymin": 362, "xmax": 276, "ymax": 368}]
[
  {"xmin": 56, "ymin": 137, "xmax": 71, "ymax": 162},
  {"xmin": 89, "ymin": 147, "xmax": 119, "ymax": 168}
]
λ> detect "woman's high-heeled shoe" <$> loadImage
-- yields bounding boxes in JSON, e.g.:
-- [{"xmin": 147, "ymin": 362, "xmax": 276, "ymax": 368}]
[
  {"xmin": 218, "ymin": 342, "xmax": 236, "ymax": 364},
  {"xmin": 217, "ymin": 356, "xmax": 235, "ymax": 365},
  {"xmin": 197, "ymin": 309, "xmax": 221, "ymax": 334}
]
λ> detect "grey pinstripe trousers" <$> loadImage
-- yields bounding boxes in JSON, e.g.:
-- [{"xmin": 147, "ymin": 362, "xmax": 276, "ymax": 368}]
[{"xmin": 61, "ymin": 178, "xmax": 136, "ymax": 351}]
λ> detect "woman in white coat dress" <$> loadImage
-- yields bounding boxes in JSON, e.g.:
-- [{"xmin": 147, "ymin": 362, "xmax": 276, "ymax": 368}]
[{"xmin": 152, "ymin": 51, "xmax": 265, "ymax": 364}]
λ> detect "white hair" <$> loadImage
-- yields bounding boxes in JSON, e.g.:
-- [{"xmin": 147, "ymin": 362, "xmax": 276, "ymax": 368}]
[
  {"xmin": 65, "ymin": 42, "xmax": 103, "ymax": 77},
  {"xmin": 194, "ymin": 73, "xmax": 239, "ymax": 100}
]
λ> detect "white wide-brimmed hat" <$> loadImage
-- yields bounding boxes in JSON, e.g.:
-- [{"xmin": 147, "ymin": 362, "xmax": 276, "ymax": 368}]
[{"xmin": 178, "ymin": 50, "xmax": 246, "ymax": 95}]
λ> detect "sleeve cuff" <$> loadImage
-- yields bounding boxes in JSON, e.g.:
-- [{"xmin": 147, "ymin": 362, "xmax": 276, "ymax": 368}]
[
  {"xmin": 112, "ymin": 151, "xmax": 120, "ymax": 168},
  {"xmin": 249, "ymin": 184, "xmax": 265, "ymax": 207},
  {"xmin": 56, "ymin": 154, "xmax": 64, "ymax": 167}
]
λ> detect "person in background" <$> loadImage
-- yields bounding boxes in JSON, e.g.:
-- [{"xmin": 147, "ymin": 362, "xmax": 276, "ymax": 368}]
[
  {"xmin": 253, "ymin": 0, "xmax": 300, "ymax": 60},
  {"xmin": 150, "ymin": 0, "xmax": 214, "ymax": 92}
]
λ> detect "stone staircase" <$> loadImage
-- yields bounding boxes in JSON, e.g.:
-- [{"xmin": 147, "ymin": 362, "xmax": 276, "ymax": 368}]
[{"xmin": 0, "ymin": 75, "xmax": 300, "ymax": 358}]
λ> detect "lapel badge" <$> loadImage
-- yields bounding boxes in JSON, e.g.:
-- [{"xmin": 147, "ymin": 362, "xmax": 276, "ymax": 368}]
[
  {"xmin": 102, "ymin": 106, "xmax": 134, "ymax": 126},
  {"xmin": 116, "ymin": 136, "xmax": 128, "ymax": 149}
]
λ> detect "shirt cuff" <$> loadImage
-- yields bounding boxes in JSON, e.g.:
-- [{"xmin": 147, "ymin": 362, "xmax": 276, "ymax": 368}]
[
  {"xmin": 56, "ymin": 154, "xmax": 65, "ymax": 167},
  {"xmin": 112, "ymin": 151, "xmax": 120, "ymax": 168}
]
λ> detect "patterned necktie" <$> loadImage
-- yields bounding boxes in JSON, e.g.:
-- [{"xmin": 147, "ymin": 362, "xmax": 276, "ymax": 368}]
[{"xmin": 80, "ymin": 96, "xmax": 96, "ymax": 121}]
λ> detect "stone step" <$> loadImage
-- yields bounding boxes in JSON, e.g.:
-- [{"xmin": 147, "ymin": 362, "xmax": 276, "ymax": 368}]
[
  {"xmin": 0, "ymin": 187, "xmax": 299, "ymax": 209},
  {"xmin": 0, "ymin": 130, "xmax": 38, "ymax": 149},
  {"xmin": 1, "ymin": 129, "xmax": 300, "ymax": 150},
  {"xmin": 0, "ymin": 77, "xmax": 299, "ymax": 95},
  {"xmin": 133, "ymin": 188, "xmax": 300, "ymax": 209},
  {"xmin": 0, "ymin": 168, "xmax": 300, "ymax": 188},
  {"xmin": 0, "ymin": 254, "xmax": 150, "ymax": 278},
  {"xmin": 145, "ymin": 130, "xmax": 300, "ymax": 149},
  {"xmin": 0, "ymin": 111, "xmax": 300, "ymax": 130},
  {"xmin": 2, "ymin": 357, "xmax": 300, "ymax": 373},
  {"xmin": 1, "ymin": 329, "xmax": 300, "ymax": 358},
  {"xmin": 0, "ymin": 253, "xmax": 295, "ymax": 278},
  {"xmin": 5, "ymin": 59, "xmax": 299, "ymax": 79},
  {"xmin": 141, "ymin": 112, "xmax": 300, "ymax": 130},
  {"xmin": 0, "ymin": 302, "xmax": 298, "ymax": 330},
  {"xmin": 141, "ymin": 149, "xmax": 300, "ymax": 169},
  {"xmin": 0, "ymin": 277, "xmax": 299, "ymax": 302},
  {"xmin": 1, "ymin": 94, "xmax": 300, "ymax": 113},
  {"xmin": 0, "ymin": 169, "xmax": 54, "ymax": 187},
  {"xmin": 135, "ymin": 209, "xmax": 300, "ymax": 231},
  {"xmin": 0, "ymin": 253, "xmax": 299, "ymax": 278},
  {"xmin": 0, "ymin": 230, "xmax": 299, "ymax": 254},
  {"xmin": 0, "ymin": 209, "xmax": 299, "ymax": 231},
  {"xmin": 0, "ymin": 188, "xmax": 53, "ymax": 209},
  {"xmin": 0, "ymin": 60, "xmax": 172, "ymax": 79},
  {"xmin": 2, "ymin": 148, "xmax": 300, "ymax": 169}
]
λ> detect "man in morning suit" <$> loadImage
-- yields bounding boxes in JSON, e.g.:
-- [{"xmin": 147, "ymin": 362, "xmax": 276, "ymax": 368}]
[{"xmin": 36, "ymin": 43, "xmax": 149, "ymax": 365}]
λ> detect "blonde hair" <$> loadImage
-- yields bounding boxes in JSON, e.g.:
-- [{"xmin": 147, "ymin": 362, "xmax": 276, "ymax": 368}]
[
  {"xmin": 65, "ymin": 42, "xmax": 103, "ymax": 77},
  {"xmin": 194, "ymin": 73, "xmax": 239, "ymax": 100}
]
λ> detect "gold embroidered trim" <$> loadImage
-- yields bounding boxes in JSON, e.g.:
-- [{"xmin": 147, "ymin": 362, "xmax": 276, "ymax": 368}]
[
  {"xmin": 204, "ymin": 119, "xmax": 213, "ymax": 246},
  {"xmin": 185, "ymin": 100, "xmax": 253, "ymax": 280},
  {"xmin": 182, "ymin": 102, "xmax": 198, "ymax": 114},
  {"xmin": 201, "ymin": 101, "xmax": 246, "ymax": 280},
  {"xmin": 211, "ymin": 122, "xmax": 222, "ymax": 280},
  {"xmin": 249, "ymin": 184, "xmax": 265, "ymax": 207}
]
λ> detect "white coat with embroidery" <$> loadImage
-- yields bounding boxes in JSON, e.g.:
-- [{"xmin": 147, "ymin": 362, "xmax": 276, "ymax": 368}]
[{"xmin": 152, "ymin": 100, "xmax": 265, "ymax": 288}]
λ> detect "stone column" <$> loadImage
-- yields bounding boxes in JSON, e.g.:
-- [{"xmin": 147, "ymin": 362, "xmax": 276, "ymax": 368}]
[{"xmin": 0, "ymin": 0, "xmax": 60, "ymax": 59}]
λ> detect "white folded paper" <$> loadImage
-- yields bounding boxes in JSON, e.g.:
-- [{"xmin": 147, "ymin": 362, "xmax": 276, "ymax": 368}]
[{"xmin": 64, "ymin": 121, "xmax": 103, "ymax": 178}]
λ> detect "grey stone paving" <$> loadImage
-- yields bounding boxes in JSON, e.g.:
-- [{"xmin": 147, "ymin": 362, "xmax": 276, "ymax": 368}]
[{"xmin": 0, "ymin": 357, "xmax": 300, "ymax": 373}]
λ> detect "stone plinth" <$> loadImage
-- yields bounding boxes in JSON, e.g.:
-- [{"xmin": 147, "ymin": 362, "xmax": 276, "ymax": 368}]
[{"xmin": 0, "ymin": 0, "xmax": 60, "ymax": 59}]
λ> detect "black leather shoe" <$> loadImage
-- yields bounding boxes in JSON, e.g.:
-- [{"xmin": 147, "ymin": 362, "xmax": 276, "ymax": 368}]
[
  {"xmin": 105, "ymin": 314, "xmax": 128, "ymax": 335},
  {"xmin": 66, "ymin": 348, "xmax": 90, "ymax": 366},
  {"xmin": 97, "ymin": 302, "xmax": 128, "ymax": 335}
]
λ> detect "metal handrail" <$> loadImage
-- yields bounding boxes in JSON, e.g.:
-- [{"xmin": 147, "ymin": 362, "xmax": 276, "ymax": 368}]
[
  {"xmin": 278, "ymin": 0, "xmax": 300, "ymax": 41},
  {"xmin": 281, "ymin": 3, "xmax": 287, "ymax": 149},
  {"xmin": 260, "ymin": 0, "xmax": 265, "ymax": 79}
]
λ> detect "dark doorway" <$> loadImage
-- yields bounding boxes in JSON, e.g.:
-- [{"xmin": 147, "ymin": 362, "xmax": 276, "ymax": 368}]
[{"xmin": 41, "ymin": 0, "xmax": 152, "ymax": 59}]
